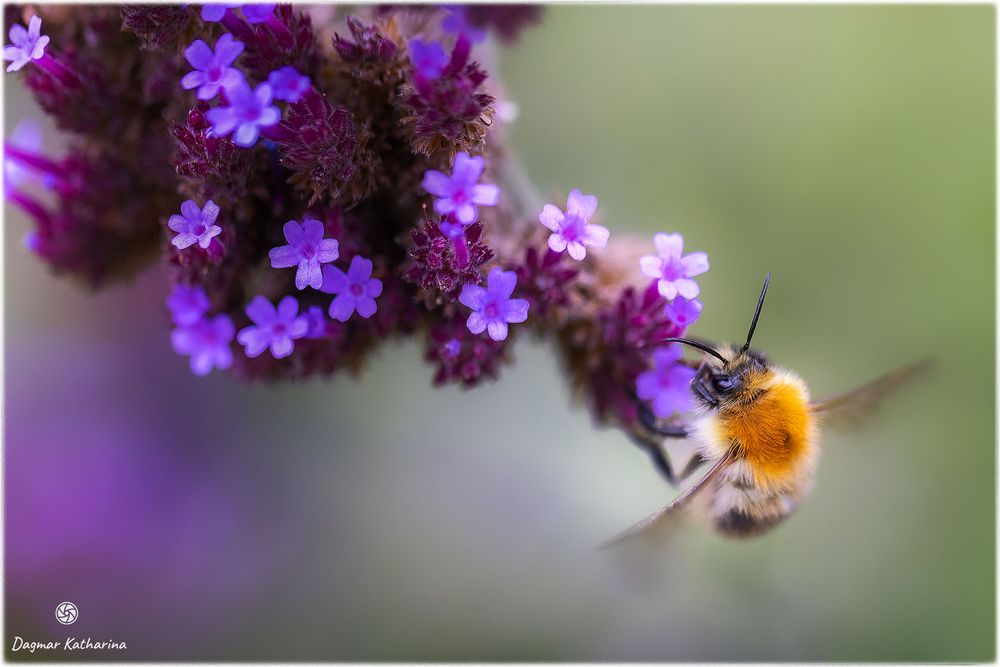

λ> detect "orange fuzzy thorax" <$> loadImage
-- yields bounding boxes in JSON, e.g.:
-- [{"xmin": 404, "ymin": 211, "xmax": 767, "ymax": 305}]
[{"xmin": 720, "ymin": 368, "xmax": 816, "ymax": 488}]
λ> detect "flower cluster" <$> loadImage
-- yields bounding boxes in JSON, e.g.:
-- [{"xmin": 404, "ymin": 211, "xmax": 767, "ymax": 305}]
[{"xmin": 6, "ymin": 4, "xmax": 710, "ymax": 449}]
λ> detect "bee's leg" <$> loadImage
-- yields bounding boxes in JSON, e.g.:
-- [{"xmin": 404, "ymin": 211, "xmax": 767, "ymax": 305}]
[
  {"xmin": 676, "ymin": 452, "xmax": 708, "ymax": 482},
  {"xmin": 627, "ymin": 430, "xmax": 678, "ymax": 486},
  {"xmin": 637, "ymin": 399, "xmax": 688, "ymax": 439}
]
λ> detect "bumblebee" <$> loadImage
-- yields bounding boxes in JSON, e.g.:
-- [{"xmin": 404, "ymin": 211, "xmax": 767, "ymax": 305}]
[{"xmin": 604, "ymin": 273, "xmax": 926, "ymax": 546}]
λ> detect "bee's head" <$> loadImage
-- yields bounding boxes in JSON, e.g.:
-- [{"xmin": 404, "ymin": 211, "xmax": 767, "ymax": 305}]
[{"xmin": 666, "ymin": 272, "xmax": 773, "ymax": 410}]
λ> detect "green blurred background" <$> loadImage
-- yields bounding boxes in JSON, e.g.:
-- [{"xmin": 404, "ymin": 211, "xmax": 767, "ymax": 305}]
[{"xmin": 5, "ymin": 4, "xmax": 995, "ymax": 661}]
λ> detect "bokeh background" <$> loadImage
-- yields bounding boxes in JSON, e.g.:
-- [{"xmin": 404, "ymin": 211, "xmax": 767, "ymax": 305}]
[{"xmin": 4, "ymin": 5, "xmax": 994, "ymax": 661}]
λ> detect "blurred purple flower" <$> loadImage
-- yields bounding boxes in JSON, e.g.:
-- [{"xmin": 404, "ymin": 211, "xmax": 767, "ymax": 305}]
[
  {"xmin": 268, "ymin": 218, "xmax": 340, "ymax": 290},
  {"xmin": 241, "ymin": 4, "xmax": 276, "ymax": 23},
  {"xmin": 171, "ymin": 314, "xmax": 235, "ymax": 376},
  {"xmin": 168, "ymin": 199, "xmax": 222, "ymax": 250},
  {"xmin": 458, "ymin": 267, "xmax": 529, "ymax": 342},
  {"xmin": 303, "ymin": 305, "xmax": 329, "ymax": 339},
  {"xmin": 639, "ymin": 232, "xmax": 709, "ymax": 301},
  {"xmin": 321, "ymin": 256, "xmax": 383, "ymax": 322},
  {"xmin": 422, "ymin": 152, "xmax": 500, "ymax": 225},
  {"xmin": 409, "ymin": 38, "xmax": 447, "ymax": 79},
  {"xmin": 636, "ymin": 345, "xmax": 696, "ymax": 418},
  {"xmin": 181, "ymin": 34, "xmax": 245, "ymax": 100},
  {"xmin": 4, "ymin": 16, "xmax": 49, "ymax": 72},
  {"xmin": 237, "ymin": 295, "xmax": 309, "ymax": 359},
  {"xmin": 205, "ymin": 81, "xmax": 280, "ymax": 147},
  {"xmin": 267, "ymin": 65, "xmax": 310, "ymax": 102},
  {"xmin": 4, "ymin": 119, "xmax": 44, "ymax": 189},
  {"xmin": 167, "ymin": 284, "xmax": 211, "ymax": 326},
  {"xmin": 538, "ymin": 189, "xmax": 608, "ymax": 261},
  {"xmin": 663, "ymin": 296, "xmax": 702, "ymax": 330},
  {"xmin": 200, "ymin": 4, "xmax": 241, "ymax": 22},
  {"xmin": 442, "ymin": 6, "xmax": 486, "ymax": 43}
]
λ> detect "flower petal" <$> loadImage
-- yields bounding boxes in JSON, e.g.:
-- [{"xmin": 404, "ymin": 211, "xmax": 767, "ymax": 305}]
[
  {"xmin": 201, "ymin": 200, "xmax": 220, "ymax": 225},
  {"xmin": 270, "ymin": 335, "xmax": 294, "ymax": 359},
  {"xmin": 356, "ymin": 296, "xmax": 377, "ymax": 319},
  {"xmin": 316, "ymin": 238, "xmax": 340, "ymax": 263},
  {"xmin": 233, "ymin": 122, "xmax": 260, "ymax": 147},
  {"xmin": 245, "ymin": 295, "xmax": 276, "ymax": 326},
  {"xmin": 583, "ymin": 224, "xmax": 609, "ymax": 248},
  {"xmin": 184, "ymin": 39, "xmax": 215, "ymax": 69},
  {"xmin": 487, "ymin": 267, "xmax": 517, "ymax": 300},
  {"xmin": 347, "ymin": 255, "xmax": 373, "ymax": 282},
  {"xmin": 365, "ymin": 278, "xmax": 383, "ymax": 298},
  {"xmin": 328, "ymin": 293, "xmax": 356, "ymax": 322},
  {"xmin": 282, "ymin": 220, "xmax": 306, "ymax": 246},
  {"xmin": 455, "ymin": 202, "xmax": 477, "ymax": 225},
  {"xmin": 639, "ymin": 255, "xmax": 663, "ymax": 279},
  {"xmin": 674, "ymin": 278, "xmax": 700, "ymax": 300},
  {"xmin": 486, "ymin": 320, "xmax": 509, "ymax": 342},
  {"xmin": 653, "ymin": 232, "xmax": 684, "ymax": 259},
  {"xmin": 566, "ymin": 242, "xmax": 586, "ymax": 261},
  {"xmin": 538, "ymin": 204, "xmax": 564, "ymax": 232},
  {"xmin": 277, "ymin": 295, "xmax": 299, "ymax": 321},
  {"xmin": 320, "ymin": 265, "xmax": 347, "ymax": 294},
  {"xmin": 302, "ymin": 218, "xmax": 325, "ymax": 244},
  {"xmin": 547, "ymin": 234, "xmax": 567, "ymax": 253},
  {"xmin": 295, "ymin": 260, "xmax": 322, "ymax": 290},
  {"xmin": 503, "ymin": 298, "xmax": 529, "ymax": 323},
  {"xmin": 181, "ymin": 70, "xmax": 206, "ymax": 90},
  {"xmin": 214, "ymin": 33, "xmax": 245, "ymax": 66},
  {"xmin": 635, "ymin": 370, "xmax": 658, "ymax": 401},
  {"xmin": 466, "ymin": 311, "xmax": 486, "ymax": 334},
  {"xmin": 171, "ymin": 233, "xmax": 198, "ymax": 250},
  {"xmin": 566, "ymin": 189, "xmax": 598, "ymax": 221},
  {"xmin": 471, "ymin": 183, "xmax": 500, "ymax": 206},
  {"xmin": 422, "ymin": 170, "xmax": 452, "ymax": 197},
  {"xmin": 459, "ymin": 283, "xmax": 487, "ymax": 310},
  {"xmin": 237, "ymin": 326, "xmax": 270, "ymax": 357},
  {"xmin": 681, "ymin": 252, "xmax": 709, "ymax": 277},
  {"xmin": 657, "ymin": 279, "xmax": 678, "ymax": 301},
  {"xmin": 269, "ymin": 245, "xmax": 300, "ymax": 268}
]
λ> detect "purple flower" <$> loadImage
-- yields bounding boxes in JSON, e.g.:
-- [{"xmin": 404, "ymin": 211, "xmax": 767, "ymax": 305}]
[
  {"xmin": 409, "ymin": 38, "xmax": 447, "ymax": 79},
  {"xmin": 168, "ymin": 199, "xmax": 222, "ymax": 250},
  {"xmin": 4, "ymin": 16, "xmax": 49, "ymax": 72},
  {"xmin": 639, "ymin": 232, "xmax": 709, "ymax": 301},
  {"xmin": 267, "ymin": 65, "xmax": 310, "ymax": 102},
  {"xmin": 636, "ymin": 345, "xmax": 697, "ymax": 418},
  {"xmin": 442, "ymin": 6, "xmax": 486, "ymax": 43},
  {"xmin": 4, "ymin": 119, "xmax": 44, "ymax": 189},
  {"xmin": 320, "ymin": 256, "xmax": 383, "ymax": 322},
  {"xmin": 172, "ymin": 314, "xmax": 235, "ymax": 376},
  {"xmin": 268, "ymin": 218, "xmax": 340, "ymax": 291},
  {"xmin": 458, "ymin": 267, "xmax": 529, "ymax": 342},
  {"xmin": 663, "ymin": 296, "xmax": 702, "ymax": 330},
  {"xmin": 538, "ymin": 189, "xmax": 609, "ymax": 261},
  {"xmin": 303, "ymin": 305, "xmax": 329, "ymax": 339},
  {"xmin": 422, "ymin": 152, "xmax": 500, "ymax": 225},
  {"xmin": 205, "ymin": 81, "xmax": 281, "ymax": 147},
  {"xmin": 181, "ymin": 34, "xmax": 245, "ymax": 101},
  {"xmin": 167, "ymin": 284, "xmax": 211, "ymax": 326},
  {"xmin": 236, "ymin": 295, "xmax": 309, "ymax": 359},
  {"xmin": 200, "ymin": 3, "xmax": 241, "ymax": 22},
  {"xmin": 241, "ymin": 4, "xmax": 276, "ymax": 23}
]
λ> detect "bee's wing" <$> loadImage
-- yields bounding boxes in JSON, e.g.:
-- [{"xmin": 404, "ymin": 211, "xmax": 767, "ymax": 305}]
[
  {"xmin": 811, "ymin": 359, "xmax": 930, "ymax": 427},
  {"xmin": 598, "ymin": 445, "xmax": 738, "ymax": 549}
]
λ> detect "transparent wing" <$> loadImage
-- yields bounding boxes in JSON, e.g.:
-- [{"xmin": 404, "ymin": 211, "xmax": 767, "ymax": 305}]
[
  {"xmin": 811, "ymin": 359, "xmax": 930, "ymax": 427},
  {"xmin": 598, "ymin": 444, "xmax": 737, "ymax": 549}
]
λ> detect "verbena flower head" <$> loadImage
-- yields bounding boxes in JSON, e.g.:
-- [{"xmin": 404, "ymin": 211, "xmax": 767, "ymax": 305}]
[
  {"xmin": 167, "ymin": 284, "xmax": 211, "ymax": 326},
  {"xmin": 237, "ymin": 295, "xmax": 309, "ymax": 359},
  {"xmin": 200, "ymin": 4, "xmax": 241, "ymax": 23},
  {"xmin": 663, "ymin": 296, "xmax": 702, "ymax": 330},
  {"xmin": 4, "ymin": 16, "xmax": 49, "ymax": 73},
  {"xmin": 538, "ymin": 189, "xmax": 609, "ymax": 261},
  {"xmin": 321, "ymin": 256, "xmax": 383, "ymax": 322},
  {"xmin": 267, "ymin": 65, "xmax": 310, "ymax": 102},
  {"xmin": 172, "ymin": 314, "xmax": 235, "ymax": 376},
  {"xmin": 639, "ymin": 232, "xmax": 710, "ymax": 301},
  {"xmin": 442, "ymin": 6, "xmax": 487, "ymax": 44},
  {"xmin": 181, "ymin": 34, "xmax": 245, "ymax": 101},
  {"xmin": 405, "ymin": 219, "xmax": 493, "ymax": 300},
  {"xmin": 205, "ymin": 81, "xmax": 280, "ymax": 147},
  {"xmin": 409, "ymin": 38, "xmax": 448, "ymax": 79},
  {"xmin": 268, "ymin": 218, "xmax": 340, "ymax": 290},
  {"xmin": 168, "ymin": 199, "xmax": 222, "ymax": 250},
  {"xmin": 422, "ymin": 152, "xmax": 500, "ymax": 225},
  {"xmin": 458, "ymin": 267, "xmax": 529, "ymax": 342},
  {"xmin": 636, "ymin": 345, "xmax": 696, "ymax": 419}
]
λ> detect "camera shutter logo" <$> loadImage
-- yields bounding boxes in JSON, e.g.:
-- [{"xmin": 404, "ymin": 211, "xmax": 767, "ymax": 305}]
[{"xmin": 55, "ymin": 602, "xmax": 78, "ymax": 625}]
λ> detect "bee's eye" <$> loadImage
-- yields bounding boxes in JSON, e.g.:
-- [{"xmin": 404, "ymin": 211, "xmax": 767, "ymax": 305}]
[{"xmin": 713, "ymin": 376, "xmax": 734, "ymax": 392}]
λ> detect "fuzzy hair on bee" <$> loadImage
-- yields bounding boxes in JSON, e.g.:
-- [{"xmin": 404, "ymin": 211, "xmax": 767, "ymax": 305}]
[{"xmin": 603, "ymin": 273, "xmax": 927, "ymax": 548}]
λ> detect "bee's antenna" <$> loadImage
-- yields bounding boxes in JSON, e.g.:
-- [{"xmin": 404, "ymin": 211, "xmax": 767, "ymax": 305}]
[
  {"xmin": 664, "ymin": 337, "xmax": 728, "ymax": 364},
  {"xmin": 742, "ymin": 271, "xmax": 772, "ymax": 352}
]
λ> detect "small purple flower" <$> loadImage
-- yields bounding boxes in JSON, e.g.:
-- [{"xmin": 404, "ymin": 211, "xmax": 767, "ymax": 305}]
[
  {"xmin": 4, "ymin": 15, "xmax": 49, "ymax": 73},
  {"xmin": 205, "ymin": 81, "xmax": 281, "ymax": 147},
  {"xmin": 442, "ymin": 6, "xmax": 486, "ymax": 43},
  {"xmin": 663, "ymin": 296, "xmax": 702, "ymax": 330},
  {"xmin": 409, "ymin": 38, "xmax": 448, "ymax": 79},
  {"xmin": 236, "ymin": 295, "xmax": 309, "ymax": 359},
  {"xmin": 636, "ymin": 345, "xmax": 697, "ymax": 418},
  {"xmin": 168, "ymin": 199, "xmax": 222, "ymax": 250},
  {"xmin": 241, "ymin": 4, "xmax": 276, "ymax": 23},
  {"xmin": 639, "ymin": 232, "xmax": 710, "ymax": 301},
  {"xmin": 303, "ymin": 305, "xmax": 329, "ymax": 339},
  {"xmin": 167, "ymin": 284, "xmax": 210, "ymax": 326},
  {"xmin": 181, "ymin": 34, "xmax": 245, "ymax": 100},
  {"xmin": 320, "ymin": 256, "xmax": 383, "ymax": 322},
  {"xmin": 267, "ymin": 65, "xmax": 310, "ymax": 102},
  {"xmin": 172, "ymin": 314, "xmax": 235, "ymax": 376},
  {"xmin": 422, "ymin": 152, "xmax": 500, "ymax": 225},
  {"xmin": 538, "ymin": 189, "xmax": 609, "ymax": 261},
  {"xmin": 200, "ymin": 3, "xmax": 241, "ymax": 22},
  {"xmin": 458, "ymin": 267, "xmax": 529, "ymax": 342},
  {"xmin": 268, "ymin": 218, "xmax": 340, "ymax": 291}
]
